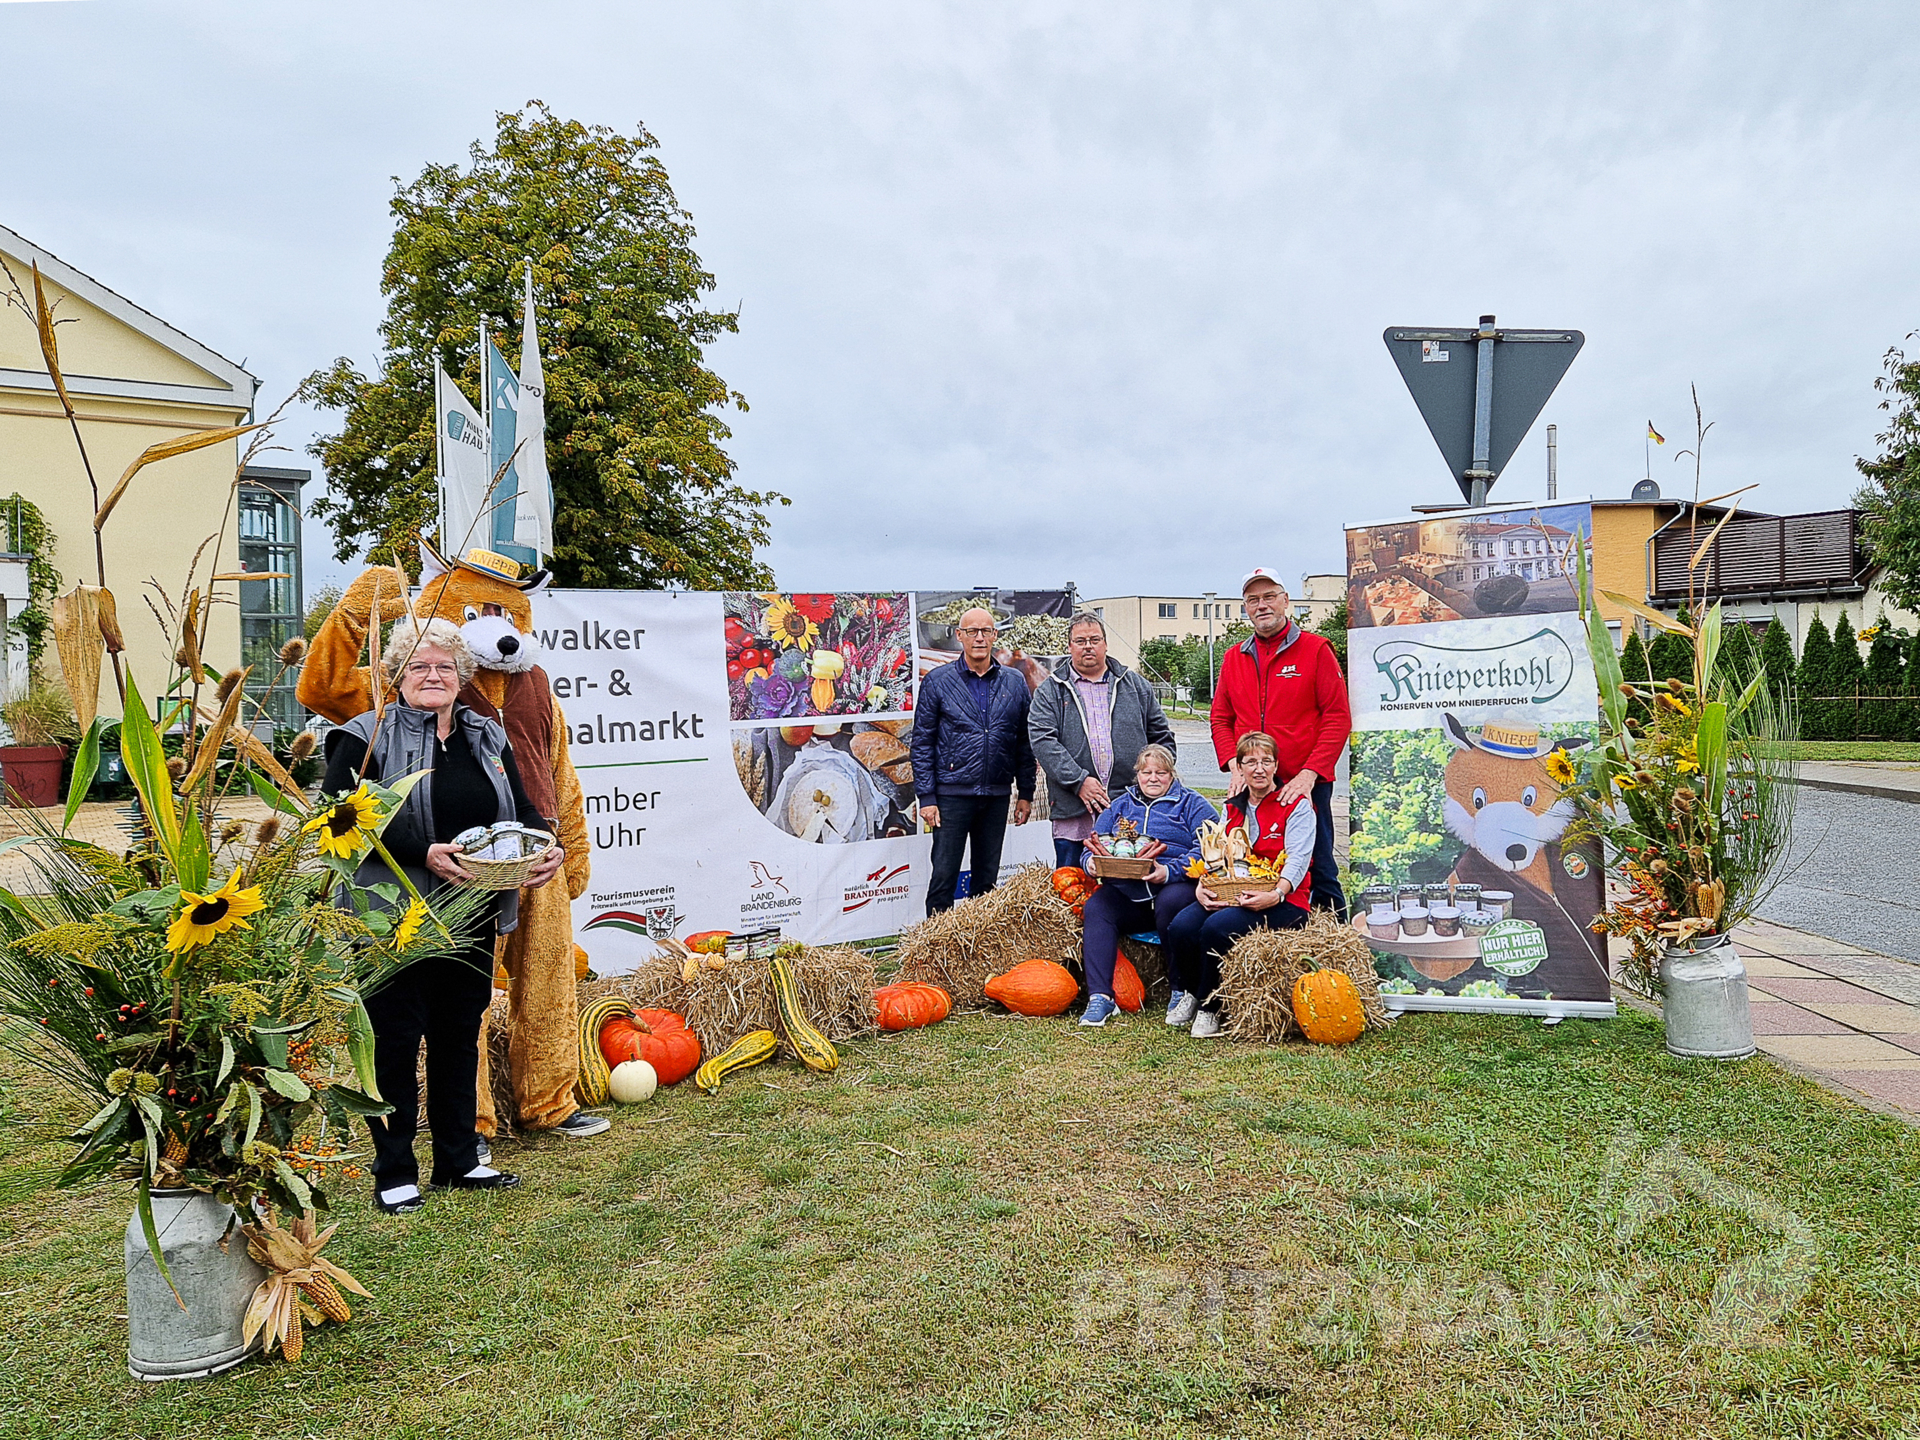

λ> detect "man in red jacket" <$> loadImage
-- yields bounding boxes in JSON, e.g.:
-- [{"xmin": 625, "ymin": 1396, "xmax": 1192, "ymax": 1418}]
[{"xmin": 1209, "ymin": 567, "xmax": 1352, "ymax": 917}]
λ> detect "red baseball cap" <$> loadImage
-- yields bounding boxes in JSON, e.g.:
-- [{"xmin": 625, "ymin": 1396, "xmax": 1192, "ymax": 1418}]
[{"xmin": 1239, "ymin": 567, "xmax": 1287, "ymax": 594}]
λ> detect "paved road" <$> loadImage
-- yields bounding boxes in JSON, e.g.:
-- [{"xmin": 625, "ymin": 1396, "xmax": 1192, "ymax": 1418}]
[{"xmin": 1758, "ymin": 786, "xmax": 1920, "ymax": 965}]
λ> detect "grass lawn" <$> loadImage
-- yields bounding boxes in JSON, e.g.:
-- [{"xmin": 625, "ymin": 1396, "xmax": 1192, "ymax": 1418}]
[
  {"xmin": 3, "ymin": 1005, "xmax": 1918, "ymax": 1439},
  {"xmin": 1781, "ymin": 741, "xmax": 1920, "ymax": 764}
]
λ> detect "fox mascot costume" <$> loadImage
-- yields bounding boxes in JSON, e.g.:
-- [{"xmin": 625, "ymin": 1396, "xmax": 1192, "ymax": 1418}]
[{"xmin": 296, "ymin": 544, "xmax": 593, "ymax": 1137}]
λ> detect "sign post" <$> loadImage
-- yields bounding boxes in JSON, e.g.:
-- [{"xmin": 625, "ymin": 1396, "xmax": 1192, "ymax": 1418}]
[{"xmin": 1383, "ymin": 317, "xmax": 1584, "ymax": 506}]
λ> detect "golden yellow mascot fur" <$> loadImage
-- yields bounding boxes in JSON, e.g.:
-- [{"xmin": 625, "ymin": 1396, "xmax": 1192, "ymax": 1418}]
[{"xmin": 295, "ymin": 546, "xmax": 592, "ymax": 1136}]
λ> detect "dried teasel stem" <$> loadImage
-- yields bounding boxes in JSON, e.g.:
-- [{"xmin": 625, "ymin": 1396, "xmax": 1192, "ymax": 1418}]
[
  {"xmin": 254, "ymin": 815, "xmax": 282, "ymax": 850},
  {"xmin": 277, "ymin": 635, "xmax": 308, "ymax": 666},
  {"xmin": 289, "ymin": 731, "xmax": 317, "ymax": 761},
  {"xmin": 165, "ymin": 756, "xmax": 187, "ymax": 782},
  {"xmin": 214, "ymin": 668, "xmax": 244, "ymax": 704}
]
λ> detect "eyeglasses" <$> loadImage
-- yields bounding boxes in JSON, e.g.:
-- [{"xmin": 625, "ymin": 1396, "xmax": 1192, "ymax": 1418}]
[
  {"xmin": 404, "ymin": 663, "xmax": 460, "ymax": 678},
  {"xmin": 1070, "ymin": 635, "xmax": 1104, "ymax": 647},
  {"xmin": 957, "ymin": 627, "xmax": 999, "ymax": 637}
]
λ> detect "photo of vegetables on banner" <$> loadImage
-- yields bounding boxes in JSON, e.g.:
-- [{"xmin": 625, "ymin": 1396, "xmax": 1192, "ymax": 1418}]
[{"xmin": 726, "ymin": 592, "xmax": 912, "ymax": 722}]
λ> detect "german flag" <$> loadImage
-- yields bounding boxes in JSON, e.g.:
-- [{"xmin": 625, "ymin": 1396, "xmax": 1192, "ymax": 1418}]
[{"xmin": 1647, "ymin": 422, "xmax": 1665, "ymax": 445}]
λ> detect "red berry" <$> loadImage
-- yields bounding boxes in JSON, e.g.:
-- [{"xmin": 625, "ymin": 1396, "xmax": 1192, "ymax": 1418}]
[
  {"xmin": 167, "ymin": 1088, "xmax": 177, "ymax": 1097},
  {"xmin": 96, "ymin": 1032, "xmax": 106, "ymax": 1041}
]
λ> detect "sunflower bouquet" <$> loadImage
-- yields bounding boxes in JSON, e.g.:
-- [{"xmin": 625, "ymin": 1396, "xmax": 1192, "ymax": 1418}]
[
  {"xmin": 0, "ymin": 670, "xmax": 488, "ymax": 1276},
  {"xmin": 1559, "ymin": 541, "xmax": 1797, "ymax": 992}
]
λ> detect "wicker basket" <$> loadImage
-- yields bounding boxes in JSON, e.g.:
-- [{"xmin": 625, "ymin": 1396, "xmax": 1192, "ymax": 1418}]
[
  {"xmin": 1195, "ymin": 873, "xmax": 1280, "ymax": 903},
  {"xmin": 457, "ymin": 828, "xmax": 557, "ymax": 891},
  {"xmin": 1087, "ymin": 854, "xmax": 1156, "ymax": 880}
]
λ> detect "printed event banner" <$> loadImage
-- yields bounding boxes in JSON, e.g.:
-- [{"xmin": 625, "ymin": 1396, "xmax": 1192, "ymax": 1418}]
[
  {"xmin": 526, "ymin": 590, "xmax": 1049, "ymax": 975},
  {"xmin": 1342, "ymin": 502, "xmax": 1611, "ymax": 1006}
]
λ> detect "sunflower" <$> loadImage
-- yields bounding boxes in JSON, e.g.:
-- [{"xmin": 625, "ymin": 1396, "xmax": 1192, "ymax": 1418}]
[
  {"xmin": 1674, "ymin": 741, "xmax": 1700, "ymax": 774},
  {"xmin": 1543, "ymin": 748, "xmax": 1577, "ymax": 786},
  {"xmin": 167, "ymin": 871, "xmax": 267, "ymax": 953},
  {"xmin": 762, "ymin": 596, "xmax": 819, "ymax": 650},
  {"xmin": 302, "ymin": 785, "xmax": 383, "ymax": 859},
  {"xmin": 393, "ymin": 897, "xmax": 429, "ymax": 950}
]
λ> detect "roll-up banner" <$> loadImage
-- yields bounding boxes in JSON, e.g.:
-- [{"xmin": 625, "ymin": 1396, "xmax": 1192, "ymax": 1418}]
[
  {"xmin": 526, "ymin": 591, "xmax": 1054, "ymax": 974},
  {"xmin": 1343, "ymin": 502, "xmax": 1614, "ymax": 1015}
]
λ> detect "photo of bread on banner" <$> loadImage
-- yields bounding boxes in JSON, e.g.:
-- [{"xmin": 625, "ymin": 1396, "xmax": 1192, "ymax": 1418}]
[{"xmin": 295, "ymin": 543, "xmax": 593, "ymax": 1137}]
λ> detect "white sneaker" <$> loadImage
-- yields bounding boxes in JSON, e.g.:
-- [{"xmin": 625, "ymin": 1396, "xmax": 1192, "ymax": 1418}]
[
  {"xmin": 1190, "ymin": 1010, "xmax": 1224, "ymax": 1039},
  {"xmin": 1165, "ymin": 992, "xmax": 1199, "ymax": 1027}
]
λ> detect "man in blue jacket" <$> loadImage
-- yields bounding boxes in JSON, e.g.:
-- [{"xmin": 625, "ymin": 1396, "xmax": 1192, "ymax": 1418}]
[{"xmin": 913, "ymin": 607, "xmax": 1037, "ymax": 914}]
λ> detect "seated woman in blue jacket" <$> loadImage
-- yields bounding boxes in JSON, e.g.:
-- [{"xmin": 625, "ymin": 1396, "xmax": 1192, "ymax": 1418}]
[{"xmin": 1076, "ymin": 744, "xmax": 1217, "ymax": 1028}]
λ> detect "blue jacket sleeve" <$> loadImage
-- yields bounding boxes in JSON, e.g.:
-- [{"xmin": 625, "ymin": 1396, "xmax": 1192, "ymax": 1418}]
[{"xmin": 911, "ymin": 670, "xmax": 944, "ymax": 798}]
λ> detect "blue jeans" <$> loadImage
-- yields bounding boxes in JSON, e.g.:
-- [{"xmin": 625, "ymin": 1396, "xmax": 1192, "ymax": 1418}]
[
  {"xmin": 1308, "ymin": 777, "xmax": 1346, "ymax": 919},
  {"xmin": 1163, "ymin": 898, "xmax": 1308, "ymax": 1011},
  {"xmin": 1053, "ymin": 837, "xmax": 1086, "ymax": 869}
]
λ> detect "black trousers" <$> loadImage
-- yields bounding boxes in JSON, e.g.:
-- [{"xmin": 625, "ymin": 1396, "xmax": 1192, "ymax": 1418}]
[
  {"xmin": 925, "ymin": 792, "xmax": 1012, "ymax": 915},
  {"xmin": 363, "ymin": 943, "xmax": 495, "ymax": 1189},
  {"xmin": 1163, "ymin": 898, "xmax": 1309, "ymax": 1012},
  {"xmin": 1309, "ymin": 777, "xmax": 1347, "ymax": 920}
]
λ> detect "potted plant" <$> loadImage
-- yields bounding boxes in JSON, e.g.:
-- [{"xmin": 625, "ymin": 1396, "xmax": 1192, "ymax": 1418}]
[
  {"xmin": 1565, "ymin": 543, "xmax": 1798, "ymax": 1057},
  {"xmin": 0, "ymin": 682, "xmax": 79, "ymax": 807},
  {"xmin": 0, "ymin": 672, "xmax": 490, "ymax": 1376}
]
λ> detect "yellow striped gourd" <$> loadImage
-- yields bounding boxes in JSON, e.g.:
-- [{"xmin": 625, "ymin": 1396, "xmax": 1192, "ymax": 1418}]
[
  {"xmin": 694, "ymin": 1029, "xmax": 778, "ymax": 1093},
  {"xmin": 769, "ymin": 953, "xmax": 839, "ymax": 1073},
  {"xmin": 577, "ymin": 996, "xmax": 634, "ymax": 1106}
]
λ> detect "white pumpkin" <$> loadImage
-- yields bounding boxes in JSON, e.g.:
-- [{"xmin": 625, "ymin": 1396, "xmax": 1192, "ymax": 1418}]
[{"xmin": 608, "ymin": 1059, "xmax": 659, "ymax": 1104}]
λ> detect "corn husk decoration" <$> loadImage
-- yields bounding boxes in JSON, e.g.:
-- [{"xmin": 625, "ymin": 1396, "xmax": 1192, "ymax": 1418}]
[
  {"xmin": 49, "ymin": 584, "xmax": 108, "ymax": 731},
  {"xmin": 241, "ymin": 1213, "xmax": 373, "ymax": 1363}
]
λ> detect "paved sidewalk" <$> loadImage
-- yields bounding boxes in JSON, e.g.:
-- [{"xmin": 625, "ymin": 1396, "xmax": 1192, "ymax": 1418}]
[
  {"xmin": 0, "ymin": 797, "xmax": 275, "ymax": 891},
  {"xmin": 1795, "ymin": 760, "xmax": 1920, "ymax": 805},
  {"xmin": 1731, "ymin": 916, "xmax": 1920, "ymax": 1119}
]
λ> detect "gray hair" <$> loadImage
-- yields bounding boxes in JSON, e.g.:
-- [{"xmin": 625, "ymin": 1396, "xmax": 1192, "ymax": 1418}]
[
  {"xmin": 1067, "ymin": 610, "xmax": 1107, "ymax": 639},
  {"xmin": 1134, "ymin": 743, "xmax": 1177, "ymax": 776},
  {"xmin": 381, "ymin": 616, "xmax": 478, "ymax": 688}
]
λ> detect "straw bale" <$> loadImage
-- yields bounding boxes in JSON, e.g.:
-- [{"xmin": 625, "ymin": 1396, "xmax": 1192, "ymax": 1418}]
[
  {"xmin": 1215, "ymin": 909, "xmax": 1392, "ymax": 1044},
  {"xmin": 894, "ymin": 863, "xmax": 1082, "ymax": 1006},
  {"xmin": 585, "ymin": 944, "xmax": 875, "ymax": 1058}
]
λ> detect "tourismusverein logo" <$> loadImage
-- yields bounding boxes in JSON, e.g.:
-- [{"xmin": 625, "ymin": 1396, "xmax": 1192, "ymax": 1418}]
[{"xmin": 1369, "ymin": 627, "xmax": 1575, "ymax": 709}]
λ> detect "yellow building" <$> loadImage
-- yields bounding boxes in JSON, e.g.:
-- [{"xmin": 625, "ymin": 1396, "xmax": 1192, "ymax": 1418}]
[{"xmin": 0, "ymin": 224, "xmax": 259, "ymax": 717}]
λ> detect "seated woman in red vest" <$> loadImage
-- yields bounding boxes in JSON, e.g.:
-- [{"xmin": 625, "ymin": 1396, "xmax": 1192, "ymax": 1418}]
[{"xmin": 1162, "ymin": 731, "xmax": 1314, "ymax": 1039}]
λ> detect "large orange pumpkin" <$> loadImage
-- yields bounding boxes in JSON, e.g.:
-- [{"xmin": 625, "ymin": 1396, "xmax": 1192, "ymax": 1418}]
[
  {"xmin": 1050, "ymin": 866, "xmax": 1095, "ymax": 918},
  {"xmin": 1291, "ymin": 969, "xmax": 1366, "ymax": 1045},
  {"xmin": 1112, "ymin": 951, "xmax": 1145, "ymax": 1013},
  {"xmin": 873, "ymin": 981, "xmax": 953, "ymax": 1031},
  {"xmin": 984, "ymin": 958, "xmax": 1080, "ymax": 1016},
  {"xmin": 601, "ymin": 1007, "xmax": 702, "ymax": 1084}
]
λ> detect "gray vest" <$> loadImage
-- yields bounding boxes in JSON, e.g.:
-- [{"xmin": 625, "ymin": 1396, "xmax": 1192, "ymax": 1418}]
[{"xmin": 335, "ymin": 704, "xmax": 520, "ymax": 934}]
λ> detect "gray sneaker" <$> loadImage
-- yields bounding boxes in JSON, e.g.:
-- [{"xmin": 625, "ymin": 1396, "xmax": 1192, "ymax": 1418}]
[
  {"xmin": 553, "ymin": 1111, "xmax": 611, "ymax": 1139},
  {"xmin": 1165, "ymin": 991, "xmax": 1199, "ymax": 1027},
  {"xmin": 1079, "ymin": 994, "xmax": 1120, "ymax": 1027},
  {"xmin": 1190, "ymin": 1010, "xmax": 1225, "ymax": 1039},
  {"xmin": 474, "ymin": 1134, "xmax": 492, "ymax": 1167}
]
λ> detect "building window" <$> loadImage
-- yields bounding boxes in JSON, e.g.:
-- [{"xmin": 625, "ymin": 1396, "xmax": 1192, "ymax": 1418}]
[
  {"xmin": 1191, "ymin": 604, "xmax": 1200, "ymax": 618},
  {"xmin": 1158, "ymin": 602, "xmax": 1176, "ymax": 618},
  {"xmin": 236, "ymin": 467, "xmax": 307, "ymax": 733}
]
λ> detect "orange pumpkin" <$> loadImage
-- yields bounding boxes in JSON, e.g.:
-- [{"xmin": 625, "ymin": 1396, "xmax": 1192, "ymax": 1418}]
[
  {"xmin": 683, "ymin": 930, "xmax": 730, "ymax": 955},
  {"xmin": 873, "ymin": 981, "xmax": 953, "ymax": 1031},
  {"xmin": 1112, "ymin": 951, "xmax": 1145, "ymax": 1013},
  {"xmin": 632, "ymin": 1008, "xmax": 702, "ymax": 1084},
  {"xmin": 597, "ymin": 1014, "xmax": 644, "ymax": 1068},
  {"xmin": 1049, "ymin": 866, "xmax": 1095, "ymax": 918},
  {"xmin": 984, "ymin": 958, "xmax": 1080, "ymax": 1016},
  {"xmin": 1291, "ymin": 969, "xmax": 1366, "ymax": 1045}
]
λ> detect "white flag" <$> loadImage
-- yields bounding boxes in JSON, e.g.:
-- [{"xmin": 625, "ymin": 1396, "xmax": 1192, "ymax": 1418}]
[
  {"xmin": 435, "ymin": 360, "xmax": 491, "ymax": 558},
  {"xmin": 513, "ymin": 266, "xmax": 554, "ymax": 558}
]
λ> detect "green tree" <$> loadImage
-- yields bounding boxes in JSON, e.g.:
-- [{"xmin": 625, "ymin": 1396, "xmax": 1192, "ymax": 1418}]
[
  {"xmin": 1865, "ymin": 616, "xmax": 1908, "ymax": 740},
  {"xmin": 1314, "ymin": 597, "xmax": 1349, "ymax": 672},
  {"xmin": 1797, "ymin": 612, "xmax": 1836, "ymax": 741},
  {"xmin": 302, "ymin": 102, "xmax": 784, "ymax": 587},
  {"xmin": 1187, "ymin": 620, "xmax": 1253, "ymax": 701},
  {"xmin": 1136, "ymin": 638, "xmax": 1187, "ymax": 687},
  {"xmin": 1828, "ymin": 610, "xmax": 1865, "ymax": 739},
  {"xmin": 1759, "ymin": 616, "xmax": 1796, "ymax": 700},
  {"xmin": 1646, "ymin": 614, "xmax": 1693, "ymax": 686},
  {"xmin": 1855, "ymin": 337, "xmax": 1920, "ymax": 612},
  {"xmin": 1715, "ymin": 621, "xmax": 1757, "ymax": 688},
  {"xmin": 1618, "ymin": 627, "xmax": 1653, "ymax": 725}
]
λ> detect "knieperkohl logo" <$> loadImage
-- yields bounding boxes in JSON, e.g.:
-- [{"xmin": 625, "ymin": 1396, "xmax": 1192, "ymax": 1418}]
[
  {"xmin": 1369, "ymin": 627, "xmax": 1575, "ymax": 712},
  {"xmin": 843, "ymin": 863, "xmax": 911, "ymax": 914}
]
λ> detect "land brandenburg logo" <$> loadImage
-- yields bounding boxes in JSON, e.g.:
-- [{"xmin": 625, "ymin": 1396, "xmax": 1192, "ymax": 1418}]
[{"xmin": 1369, "ymin": 628, "xmax": 1575, "ymax": 711}]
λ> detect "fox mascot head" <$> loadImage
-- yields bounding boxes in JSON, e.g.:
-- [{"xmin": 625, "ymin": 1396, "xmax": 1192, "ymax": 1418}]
[{"xmin": 1439, "ymin": 715, "xmax": 1580, "ymax": 892}]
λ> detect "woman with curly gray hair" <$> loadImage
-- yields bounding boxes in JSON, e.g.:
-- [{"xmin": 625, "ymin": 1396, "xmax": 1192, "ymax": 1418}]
[{"xmin": 319, "ymin": 616, "xmax": 577, "ymax": 1214}]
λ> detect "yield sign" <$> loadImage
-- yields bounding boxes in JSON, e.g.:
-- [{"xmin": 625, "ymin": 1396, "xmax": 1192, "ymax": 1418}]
[{"xmin": 1383, "ymin": 317, "xmax": 1584, "ymax": 505}]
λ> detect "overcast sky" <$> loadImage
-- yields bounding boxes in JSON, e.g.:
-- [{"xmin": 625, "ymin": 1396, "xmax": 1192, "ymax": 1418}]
[{"xmin": 5, "ymin": 1, "xmax": 1918, "ymax": 602}]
